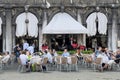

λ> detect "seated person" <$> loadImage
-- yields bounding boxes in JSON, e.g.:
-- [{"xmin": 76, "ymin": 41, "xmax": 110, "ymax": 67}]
[
  {"xmin": 46, "ymin": 49, "xmax": 53, "ymax": 63},
  {"xmin": 2, "ymin": 51, "xmax": 10, "ymax": 63},
  {"xmin": 19, "ymin": 51, "xmax": 31, "ymax": 72},
  {"xmin": 42, "ymin": 49, "xmax": 53, "ymax": 63},
  {"xmin": 26, "ymin": 51, "xmax": 32, "ymax": 62},
  {"xmin": 97, "ymin": 49, "xmax": 109, "ymax": 71},
  {"xmin": 19, "ymin": 51, "xmax": 28, "ymax": 65},
  {"xmin": 62, "ymin": 48, "xmax": 70, "ymax": 57},
  {"xmin": 75, "ymin": 49, "xmax": 83, "ymax": 60},
  {"xmin": 53, "ymin": 49, "xmax": 58, "ymax": 57}
]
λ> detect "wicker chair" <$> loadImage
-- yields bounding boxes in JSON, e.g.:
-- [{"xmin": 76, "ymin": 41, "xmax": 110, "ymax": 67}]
[
  {"xmin": 93, "ymin": 58, "xmax": 102, "ymax": 71},
  {"xmin": 55, "ymin": 56, "xmax": 61, "ymax": 71},
  {"xmin": 17, "ymin": 58, "xmax": 28, "ymax": 73},
  {"xmin": 60, "ymin": 57, "xmax": 68, "ymax": 71},
  {"xmin": 69, "ymin": 56, "xmax": 78, "ymax": 71},
  {"xmin": 84, "ymin": 56, "xmax": 93, "ymax": 68}
]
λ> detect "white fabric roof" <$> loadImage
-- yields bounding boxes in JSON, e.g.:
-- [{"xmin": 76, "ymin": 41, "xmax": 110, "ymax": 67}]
[{"xmin": 42, "ymin": 12, "xmax": 88, "ymax": 34}]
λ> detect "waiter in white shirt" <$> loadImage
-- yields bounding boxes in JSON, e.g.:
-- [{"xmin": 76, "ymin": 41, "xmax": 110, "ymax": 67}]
[
  {"xmin": 23, "ymin": 40, "xmax": 29, "ymax": 50},
  {"xmin": 27, "ymin": 44, "xmax": 34, "ymax": 55}
]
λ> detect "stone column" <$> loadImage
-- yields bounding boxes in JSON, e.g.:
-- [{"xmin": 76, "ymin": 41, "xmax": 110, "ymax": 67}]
[
  {"xmin": 108, "ymin": 25, "xmax": 112, "ymax": 50},
  {"xmin": 5, "ymin": 8, "xmax": 12, "ymax": 53},
  {"xmin": 83, "ymin": 34, "xmax": 86, "ymax": 46},
  {"xmin": 12, "ymin": 24, "xmax": 16, "ymax": 50},
  {"xmin": 111, "ymin": 9, "xmax": 118, "ymax": 52},
  {"xmin": 77, "ymin": 10, "xmax": 86, "ymax": 46},
  {"xmin": 42, "ymin": 11, "xmax": 47, "ymax": 44},
  {"xmin": 2, "ymin": 24, "xmax": 6, "ymax": 52},
  {"xmin": 39, "ymin": 24, "xmax": 42, "ymax": 50}
]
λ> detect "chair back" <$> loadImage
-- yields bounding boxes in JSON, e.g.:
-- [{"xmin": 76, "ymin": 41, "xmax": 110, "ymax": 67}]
[
  {"xmin": 85, "ymin": 56, "xmax": 93, "ymax": 63},
  {"xmin": 56, "ymin": 56, "xmax": 61, "ymax": 64},
  {"xmin": 61, "ymin": 57, "xmax": 67, "ymax": 64},
  {"xmin": 71, "ymin": 56, "xmax": 78, "ymax": 64},
  {"xmin": 95, "ymin": 58, "xmax": 102, "ymax": 64},
  {"xmin": 43, "ymin": 57, "xmax": 48, "ymax": 64},
  {"xmin": 17, "ymin": 58, "xmax": 21, "ymax": 65}
]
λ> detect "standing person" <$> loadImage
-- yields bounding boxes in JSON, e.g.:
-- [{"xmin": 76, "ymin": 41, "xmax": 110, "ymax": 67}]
[
  {"xmin": 27, "ymin": 44, "xmax": 34, "ymax": 55},
  {"xmin": 23, "ymin": 40, "xmax": 29, "ymax": 50},
  {"xmin": 14, "ymin": 43, "xmax": 21, "ymax": 62}
]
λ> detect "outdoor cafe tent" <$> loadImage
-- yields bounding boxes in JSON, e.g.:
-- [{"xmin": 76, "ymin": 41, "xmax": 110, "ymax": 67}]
[{"xmin": 42, "ymin": 12, "xmax": 88, "ymax": 34}]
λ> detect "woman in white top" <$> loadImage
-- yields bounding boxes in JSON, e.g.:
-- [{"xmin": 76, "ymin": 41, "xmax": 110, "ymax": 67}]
[{"xmin": 97, "ymin": 49, "xmax": 109, "ymax": 70}]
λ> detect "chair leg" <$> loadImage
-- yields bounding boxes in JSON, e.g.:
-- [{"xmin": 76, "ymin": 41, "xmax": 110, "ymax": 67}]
[
  {"xmin": 93, "ymin": 64, "xmax": 96, "ymax": 71},
  {"xmin": 60, "ymin": 64, "xmax": 61, "ymax": 71},
  {"xmin": 20, "ymin": 65, "xmax": 26, "ymax": 73},
  {"xmin": 17, "ymin": 65, "xmax": 21, "ymax": 72},
  {"xmin": 76, "ymin": 64, "xmax": 78, "ymax": 72}
]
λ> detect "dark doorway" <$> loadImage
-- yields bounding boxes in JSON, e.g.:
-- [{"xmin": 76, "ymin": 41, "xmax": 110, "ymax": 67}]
[
  {"xmin": 0, "ymin": 36, "xmax": 2, "ymax": 52},
  {"xmin": 15, "ymin": 36, "xmax": 39, "ymax": 52}
]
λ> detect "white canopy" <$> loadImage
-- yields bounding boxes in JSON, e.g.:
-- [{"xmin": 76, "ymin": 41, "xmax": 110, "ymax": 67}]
[
  {"xmin": 86, "ymin": 12, "xmax": 108, "ymax": 36},
  {"xmin": 16, "ymin": 12, "xmax": 38, "ymax": 37},
  {"xmin": 0, "ymin": 18, "xmax": 2, "ymax": 35},
  {"xmin": 42, "ymin": 12, "xmax": 88, "ymax": 34},
  {"xmin": 16, "ymin": 13, "xmax": 27, "ymax": 37}
]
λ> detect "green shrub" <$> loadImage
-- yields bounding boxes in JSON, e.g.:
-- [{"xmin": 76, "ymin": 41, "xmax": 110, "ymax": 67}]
[
  {"xmin": 57, "ymin": 50, "xmax": 75, "ymax": 55},
  {"xmin": 81, "ymin": 50, "xmax": 93, "ymax": 54},
  {"xmin": 57, "ymin": 50, "xmax": 93, "ymax": 55}
]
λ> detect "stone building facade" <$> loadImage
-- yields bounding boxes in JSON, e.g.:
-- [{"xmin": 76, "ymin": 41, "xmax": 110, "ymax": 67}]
[{"xmin": 0, "ymin": 0, "xmax": 119, "ymax": 52}]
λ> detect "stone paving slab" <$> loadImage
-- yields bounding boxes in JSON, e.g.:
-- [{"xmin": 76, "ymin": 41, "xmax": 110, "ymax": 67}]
[{"xmin": 0, "ymin": 69, "xmax": 119, "ymax": 80}]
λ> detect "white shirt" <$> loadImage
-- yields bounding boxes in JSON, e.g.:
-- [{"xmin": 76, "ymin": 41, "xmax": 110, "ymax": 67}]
[
  {"xmin": 46, "ymin": 52, "xmax": 53, "ymax": 63},
  {"xmin": 97, "ymin": 53, "xmax": 109, "ymax": 64},
  {"xmin": 27, "ymin": 46, "xmax": 34, "ymax": 54},
  {"xmin": 19, "ymin": 54, "xmax": 28, "ymax": 65},
  {"xmin": 23, "ymin": 42, "xmax": 29, "ymax": 50},
  {"xmin": 2, "ymin": 55, "xmax": 10, "ymax": 63}
]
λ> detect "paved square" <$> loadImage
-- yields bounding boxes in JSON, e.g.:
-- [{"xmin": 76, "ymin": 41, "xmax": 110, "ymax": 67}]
[{"xmin": 0, "ymin": 69, "xmax": 119, "ymax": 80}]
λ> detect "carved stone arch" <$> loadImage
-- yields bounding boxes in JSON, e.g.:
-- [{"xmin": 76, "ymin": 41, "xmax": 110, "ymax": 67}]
[
  {"xmin": 12, "ymin": 8, "xmax": 24, "ymax": 24},
  {"xmin": 29, "ymin": 8, "xmax": 42, "ymax": 24},
  {"xmin": 27, "ymin": 11, "xmax": 39, "ymax": 22},
  {"xmin": 48, "ymin": 10, "xmax": 61, "ymax": 23},
  {"xmin": 85, "ymin": 8, "xmax": 108, "ymax": 20},
  {"xmin": 48, "ymin": 10, "xmax": 77, "ymax": 23},
  {"xmin": 13, "ymin": 11, "xmax": 40, "ymax": 25},
  {"xmin": 0, "ymin": 12, "xmax": 5, "ymax": 25},
  {"xmin": 84, "ymin": 8, "xmax": 96, "ymax": 20},
  {"xmin": 64, "ymin": 8, "xmax": 77, "ymax": 19},
  {"xmin": 64, "ymin": 10, "xmax": 76, "ymax": 19}
]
